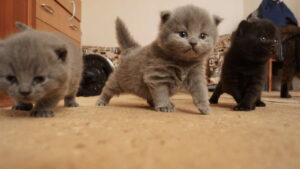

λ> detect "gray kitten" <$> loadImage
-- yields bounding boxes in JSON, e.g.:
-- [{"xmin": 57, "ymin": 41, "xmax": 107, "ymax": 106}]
[
  {"xmin": 0, "ymin": 22, "xmax": 83, "ymax": 117},
  {"xmin": 97, "ymin": 5, "xmax": 221, "ymax": 114}
]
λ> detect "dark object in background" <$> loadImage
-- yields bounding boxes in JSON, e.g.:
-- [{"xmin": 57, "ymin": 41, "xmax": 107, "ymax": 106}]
[
  {"xmin": 247, "ymin": 0, "xmax": 298, "ymax": 27},
  {"xmin": 209, "ymin": 19, "xmax": 280, "ymax": 111},
  {"xmin": 77, "ymin": 54, "xmax": 113, "ymax": 97},
  {"xmin": 279, "ymin": 25, "xmax": 300, "ymax": 98}
]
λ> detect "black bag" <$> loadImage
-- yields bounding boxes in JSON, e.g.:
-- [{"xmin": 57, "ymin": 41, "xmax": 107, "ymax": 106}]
[{"xmin": 77, "ymin": 54, "xmax": 114, "ymax": 96}]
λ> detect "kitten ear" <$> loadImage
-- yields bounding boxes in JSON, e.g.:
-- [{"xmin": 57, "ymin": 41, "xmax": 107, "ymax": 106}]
[
  {"xmin": 236, "ymin": 20, "xmax": 251, "ymax": 37},
  {"xmin": 54, "ymin": 46, "xmax": 68, "ymax": 62},
  {"xmin": 213, "ymin": 15, "xmax": 223, "ymax": 26},
  {"xmin": 160, "ymin": 11, "xmax": 171, "ymax": 24}
]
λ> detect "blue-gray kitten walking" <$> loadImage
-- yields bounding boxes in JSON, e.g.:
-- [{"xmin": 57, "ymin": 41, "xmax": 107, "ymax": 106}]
[
  {"xmin": 97, "ymin": 5, "xmax": 221, "ymax": 114},
  {"xmin": 0, "ymin": 22, "xmax": 83, "ymax": 117}
]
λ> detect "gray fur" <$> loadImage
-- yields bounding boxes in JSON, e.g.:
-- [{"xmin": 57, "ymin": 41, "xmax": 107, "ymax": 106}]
[
  {"xmin": 97, "ymin": 5, "xmax": 221, "ymax": 114},
  {"xmin": 15, "ymin": 21, "xmax": 32, "ymax": 31},
  {"xmin": 115, "ymin": 18, "xmax": 140, "ymax": 51},
  {"xmin": 0, "ymin": 24, "xmax": 83, "ymax": 117}
]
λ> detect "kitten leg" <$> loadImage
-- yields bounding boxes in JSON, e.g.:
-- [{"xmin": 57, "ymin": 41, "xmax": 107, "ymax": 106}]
[
  {"xmin": 30, "ymin": 94, "xmax": 62, "ymax": 117},
  {"xmin": 209, "ymin": 83, "xmax": 223, "ymax": 104},
  {"xmin": 185, "ymin": 70, "xmax": 211, "ymax": 114},
  {"xmin": 233, "ymin": 83, "xmax": 262, "ymax": 111},
  {"xmin": 230, "ymin": 89, "xmax": 243, "ymax": 104},
  {"xmin": 255, "ymin": 98, "xmax": 266, "ymax": 107},
  {"xmin": 280, "ymin": 83, "xmax": 291, "ymax": 98},
  {"xmin": 12, "ymin": 101, "xmax": 33, "ymax": 111},
  {"xmin": 147, "ymin": 98, "xmax": 154, "ymax": 107},
  {"xmin": 148, "ymin": 85, "xmax": 175, "ymax": 112},
  {"xmin": 64, "ymin": 95, "xmax": 79, "ymax": 107},
  {"xmin": 96, "ymin": 73, "xmax": 122, "ymax": 106}
]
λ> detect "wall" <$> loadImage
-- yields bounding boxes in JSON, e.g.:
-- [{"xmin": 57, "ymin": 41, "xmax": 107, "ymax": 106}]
[
  {"xmin": 82, "ymin": 0, "xmax": 244, "ymax": 46},
  {"xmin": 244, "ymin": 0, "xmax": 300, "ymax": 20}
]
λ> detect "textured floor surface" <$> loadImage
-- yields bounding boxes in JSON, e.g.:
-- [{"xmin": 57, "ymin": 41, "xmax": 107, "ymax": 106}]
[{"xmin": 0, "ymin": 92, "xmax": 300, "ymax": 169}]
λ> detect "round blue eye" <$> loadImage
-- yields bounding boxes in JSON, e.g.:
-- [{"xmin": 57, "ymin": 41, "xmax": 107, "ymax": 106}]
[
  {"xmin": 6, "ymin": 75, "xmax": 18, "ymax": 84},
  {"xmin": 178, "ymin": 31, "xmax": 188, "ymax": 38},
  {"xmin": 199, "ymin": 33, "xmax": 207, "ymax": 39},
  {"xmin": 33, "ymin": 76, "xmax": 45, "ymax": 84}
]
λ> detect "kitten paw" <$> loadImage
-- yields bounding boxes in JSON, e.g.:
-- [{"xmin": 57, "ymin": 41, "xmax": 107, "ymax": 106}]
[
  {"xmin": 197, "ymin": 103, "xmax": 211, "ymax": 115},
  {"xmin": 155, "ymin": 103, "xmax": 175, "ymax": 112},
  {"xmin": 209, "ymin": 98, "xmax": 218, "ymax": 104},
  {"xmin": 12, "ymin": 103, "xmax": 33, "ymax": 111},
  {"xmin": 65, "ymin": 102, "xmax": 79, "ymax": 107},
  {"xmin": 96, "ymin": 99, "xmax": 108, "ymax": 106},
  {"xmin": 30, "ymin": 110, "xmax": 54, "ymax": 118},
  {"xmin": 280, "ymin": 94, "xmax": 292, "ymax": 98},
  {"xmin": 233, "ymin": 105, "xmax": 255, "ymax": 111},
  {"xmin": 256, "ymin": 100, "xmax": 266, "ymax": 107}
]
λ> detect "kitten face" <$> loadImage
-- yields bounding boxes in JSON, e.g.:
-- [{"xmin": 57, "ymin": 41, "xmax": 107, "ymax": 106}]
[
  {"xmin": 158, "ymin": 5, "xmax": 221, "ymax": 61},
  {"xmin": 235, "ymin": 19, "xmax": 280, "ymax": 62},
  {"xmin": 0, "ymin": 32, "xmax": 68, "ymax": 103}
]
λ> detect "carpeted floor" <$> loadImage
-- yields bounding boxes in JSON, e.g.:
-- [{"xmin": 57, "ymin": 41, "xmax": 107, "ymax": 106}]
[{"xmin": 0, "ymin": 91, "xmax": 300, "ymax": 169}]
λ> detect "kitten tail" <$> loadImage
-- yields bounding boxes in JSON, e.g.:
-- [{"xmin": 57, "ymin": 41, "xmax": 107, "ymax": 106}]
[
  {"xmin": 115, "ymin": 18, "xmax": 140, "ymax": 51},
  {"xmin": 15, "ymin": 22, "xmax": 32, "ymax": 31}
]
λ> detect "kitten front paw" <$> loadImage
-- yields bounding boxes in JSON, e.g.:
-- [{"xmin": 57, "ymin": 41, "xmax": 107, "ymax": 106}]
[
  {"xmin": 256, "ymin": 100, "xmax": 266, "ymax": 107},
  {"xmin": 280, "ymin": 93, "xmax": 292, "ymax": 98},
  {"xmin": 65, "ymin": 102, "xmax": 79, "ymax": 107},
  {"xmin": 197, "ymin": 104, "xmax": 211, "ymax": 115},
  {"xmin": 96, "ymin": 99, "xmax": 108, "ymax": 106},
  {"xmin": 233, "ymin": 104, "xmax": 255, "ymax": 111},
  {"xmin": 12, "ymin": 103, "xmax": 33, "ymax": 111},
  {"xmin": 30, "ymin": 110, "xmax": 54, "ymax": 117},
  {"xmin": 155, "ymin": 103, "xmax": 175, "ymax": 112}
]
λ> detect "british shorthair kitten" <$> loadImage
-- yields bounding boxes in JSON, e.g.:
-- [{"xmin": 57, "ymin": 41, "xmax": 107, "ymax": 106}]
[
  {"xmin": 209, "ymin": 19, "xmax": 280, "ymax": 111},
  {"xmin": 97, "ymin": 5, "xmax": 221, "ymax": 114},
  {"xmin": 0, "ymin": 22, "xmax": 83, "ymax": 117}
]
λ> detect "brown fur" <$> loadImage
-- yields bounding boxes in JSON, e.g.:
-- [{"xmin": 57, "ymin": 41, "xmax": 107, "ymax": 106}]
[
  {"xmin": 210, "ymin": 19, "xmax": 280, "ymax": 111},
  {"xmin": 279, "ymin": 25, "xmax": 300, "ymax": 98},
  {"xmin": 96, "ymin": 5, "xmax": 221, "ymax": 114},
  {"xmin": 0, "ymin": 23, "xmax": 83, "ymax": 117}
]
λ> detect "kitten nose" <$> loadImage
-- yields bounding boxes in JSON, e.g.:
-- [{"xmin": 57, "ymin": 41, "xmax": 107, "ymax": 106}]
[
  {"xmin": 19, "ymin": 89, "xmax": 31, "ymax": 96},
  {"xmin": 189, "ymin": 42, "xmax": 197, "ymax": 46},
  {"xmin": 189, "ymin": 39, "xmax": 197, "ymax": 47}
]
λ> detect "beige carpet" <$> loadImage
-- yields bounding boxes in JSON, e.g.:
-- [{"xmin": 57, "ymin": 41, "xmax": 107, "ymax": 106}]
[{"xmin": 0, "ymin": 92, "xmax": 300, "ymax": 169}]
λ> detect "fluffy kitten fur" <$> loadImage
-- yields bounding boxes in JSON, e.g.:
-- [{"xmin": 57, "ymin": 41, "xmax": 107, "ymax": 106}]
[
  {"xmin": 209, "ymin": 19, "xmax": 279, "ymax": 111},
  {"xmin": 279, "ymin": 25, "xmax": 300, "ymax": 98},
  {"xmin": 0, "ymin": 23, "xmax": 83, "ymax": 117},
  {"xmin": 97, "ymin": 5, "xmax": 221, "ymax": 114}
]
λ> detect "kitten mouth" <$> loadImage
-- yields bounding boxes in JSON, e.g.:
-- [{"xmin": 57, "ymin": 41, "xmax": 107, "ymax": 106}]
[{"xmin": 184, "ymin": 48, "xmax": 196, "ymax": 53}]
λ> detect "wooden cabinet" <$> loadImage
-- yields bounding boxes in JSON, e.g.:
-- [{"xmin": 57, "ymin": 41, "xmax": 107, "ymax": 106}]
[
  {"xmin": 0, "ymin": 0, "xmax": 81, "ymax": 44},
  {"xmin": 0, "ymin": 0, "xmax": 82, "ymax": 107}
]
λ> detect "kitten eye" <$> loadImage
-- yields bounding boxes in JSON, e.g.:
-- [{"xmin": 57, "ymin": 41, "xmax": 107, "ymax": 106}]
[
  {"xmin": 178, "ymin": 31, "xmax": 188, "ymax": 38},
  {"xmin": 259, "ymin": 36, "xmax": 267, "ymax": 42},
  {"xmin": 274, "ymin": 39, "xmax": 279, "ymax": 43},
  {"xmin": 6, "ymin": 75, "xmax": 18, "ymax": 84},
  {"xmin": 33, "ymin": 76, "xmax": 46, "ymax": 84},
  {"xmin": 199, "ymin": 33, "xmax": 208, "ymax": 40}
]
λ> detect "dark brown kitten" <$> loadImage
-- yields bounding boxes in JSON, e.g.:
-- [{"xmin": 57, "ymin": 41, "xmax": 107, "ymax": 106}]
[
  {"xmin": 279, "ymin": 25, "xmax": 300, "ymax": 98},
  {"xmin": 210, "ymin": 19, "xmax": 280, "ymax": 111}
]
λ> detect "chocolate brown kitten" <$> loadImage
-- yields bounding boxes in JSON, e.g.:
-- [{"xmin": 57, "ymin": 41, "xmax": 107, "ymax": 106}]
[
  {"xmin": 0, "ymin": 22, "xmax": 83, "ymax": 117},
  {"xmin": 97, "ymin": 5, "xmax": 221, "ymax": 114},
  {"xmin": 210, "ymin": 19, "xmax": 280, "ymax": 111}
]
